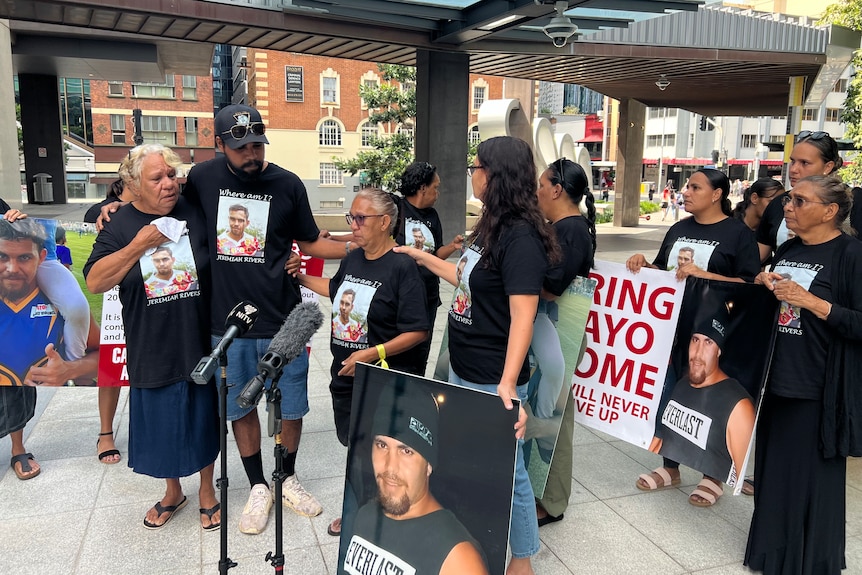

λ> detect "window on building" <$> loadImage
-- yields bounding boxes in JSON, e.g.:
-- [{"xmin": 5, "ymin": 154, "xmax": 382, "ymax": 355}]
[
  {"xmin": 398, "ymin": 123, "xmax": 414, "ymax": 142},
  {"xmin": 473, "ymin": 86, "xmax": 486, "ymax": 111},
  {"xmin": 834, "ymin": 78, "xmax": 848, "ymax": 93},
  {"xmin": 361, "ymin": 79, "xmax": 377, "ymax": 109},
  {"xmin": 769, "ymin": 135, "xmax": 785, "ymax": 143},
  {"xmin": 185, "ymin": 117, "xmax": 198, "ymax": 146},
  {"xmin": 319, "ymin": 119, "xmax": 342, "ymax": 146},
  {"xmin": 110, "ymin": 114, "xmax": 126, "ymax": 144},
  {"xmin": 647, "ymin": 135, "xmax": 660, "ymax": 147},
  {"xmin": 360, "ymin": 122, "xmax": 378, "ymax": 147},
  {"xmin": 740, "ymin": 134, "xmax": 758, "ymax": 148},
  {"xmin": 772, "ymin": 116, "xmax": 787, "ymax": 120},
  {"xmin": 826, "ymin": 108, "xmax": 841, "ymax": 123},
  {"xmin": 322, "ymin": 77, "xmax": 338, "ymax": 104},
  {"xmin": 801, "ymin": 108, "xmax": 819, "ymax": 121},
  {"xmin": 182, "ymin": 76, "xmax": 197, "ymax": 100},
  {"xmin": 648, "ymin": 108, "xmax": 660, "ymax": 119},
  {"xmin": 468, "ymin": 125, "xmax": 481, "ymax": 145},
  {"xmin": 140, "ymin": 115, "xmax": 177, "ymax": 145},
  {"xmin": 689, "ymin": 134, "xmax": 695, "ymax": 147},
  {"xmin": 320, "ymin": 162, "xmax": 343, "ymax": 185},
  {"xmin": 666, "ymin": 108, "xmax": 677, "ymax": 117},
  {"xmin": 108, "ymin": 82, "xmax": 123, "ymax": 96},
  {"xmin": 663, "ymin": 134, "xmax": 675, "ymax": 147},
  {"xmin": 131, "ymin": 76, "xmax": 176, "ymax": 99}
]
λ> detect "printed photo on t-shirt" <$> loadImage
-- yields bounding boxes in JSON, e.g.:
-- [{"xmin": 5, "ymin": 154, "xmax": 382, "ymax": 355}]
[
  {"xmin": 667, "ymin": 238, "xmax": 718, "ymax": 272},
  {"xmin": 772, "ymin": 262, "xmax": 817, "ymax": 334},
  {"xmin": 776, "ymin": 218, "xmax": 796, "ymax": 248},
  {"xmin": 404, "ymin": 218, "xmax": 435, "ymax": 253},
  {"xmin": 332, "ymin": 280, "xmax": 376, "ymax": 344},
  {"xmin": 215, "ymin": 197, "xmax": 269, "ymax": 258},
  {"xmin": 451, "ymin": 249, "xmax": 480, "ymax": 321},
  {"xmin": 141, "ymin": 237, "xmax": 200, "ymax": 300}
]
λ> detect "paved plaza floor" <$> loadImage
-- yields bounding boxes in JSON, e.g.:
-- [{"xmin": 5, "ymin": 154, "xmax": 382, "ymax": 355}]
[{"xmin": 2, "ymin": 201, "xmax": 862, "ymax": 575}]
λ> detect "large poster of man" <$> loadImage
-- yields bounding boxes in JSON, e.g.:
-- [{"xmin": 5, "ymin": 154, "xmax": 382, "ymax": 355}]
[
  {"xmin": 215, "ymin": 198, "xmax": 267, "ymax": 258},
  {"xmin": 652, "ymin": 278, "xmax": 777, "ymax": 488},
  {"xmin": 0, "ymin": 218, "xmax": 99, "ymax": 387},
  {"xmin": 523, "ymin": 275, "xmax": 596, "ymax": 497},
  {"xmin": 339, "ymin": 364, "xmax": 517, "ymax": 575}
]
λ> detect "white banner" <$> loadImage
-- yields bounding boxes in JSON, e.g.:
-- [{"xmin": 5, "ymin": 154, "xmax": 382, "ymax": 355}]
[{"xmin": 573, "ymin": 260, "xmax": 684, "ymax": 448}]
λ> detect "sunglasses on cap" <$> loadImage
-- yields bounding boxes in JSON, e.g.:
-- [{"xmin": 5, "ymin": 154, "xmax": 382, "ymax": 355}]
[
  {"xmin": 222, "ymin": 122, "xmax": 266, "ymax": 140},
  {"xmin": 796, "ymin": 130, "xmax": 828, "ymax": 143}
]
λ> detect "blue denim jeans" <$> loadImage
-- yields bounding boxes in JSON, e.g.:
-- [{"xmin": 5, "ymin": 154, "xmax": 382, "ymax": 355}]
[
  {"xmin": 213, "ymin": 335, "xmax": 310, "ymax": 421},
  {"xmin": 448, "ymin": 368, "xmax": 541, "ymax": 559}
]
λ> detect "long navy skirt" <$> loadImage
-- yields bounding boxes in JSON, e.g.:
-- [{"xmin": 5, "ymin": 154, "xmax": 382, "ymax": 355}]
[
  {"xmin": 744, "ymin": 392, "xmax": 846, "ymax": 574},
  {"xmin": 128, "ymin": 380, "xmax": 219, "ymax": 479}
]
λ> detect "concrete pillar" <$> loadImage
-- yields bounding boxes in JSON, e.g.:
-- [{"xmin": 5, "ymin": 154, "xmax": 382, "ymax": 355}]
[
  {"xmin": 415, "ymin": 50, "xmax": 469, "ymax": 240},
  {"xmin": 0, "ymin": 21, "xmax": 22, "ymax": 209},
  {"xmin": 19, "ymin": 73, "xmax": 67, "ymax": 204},
  {"xmin": 614, "ymin": 98, "xmax": 646, "ymax": 227}
]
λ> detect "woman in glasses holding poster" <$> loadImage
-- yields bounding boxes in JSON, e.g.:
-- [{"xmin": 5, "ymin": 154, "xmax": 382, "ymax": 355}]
[
  {"xmin": 745, "ymin": 175, "xmax": 862, "ymax": 575},
  {"xmin": 398, "ymin": 136, "xmax": 559, "ymax": 575}
]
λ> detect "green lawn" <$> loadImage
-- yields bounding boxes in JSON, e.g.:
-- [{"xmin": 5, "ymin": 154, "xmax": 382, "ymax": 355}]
[{"xmin": 64, "ymin": 230, "xmax": 103, "ymax": 320}]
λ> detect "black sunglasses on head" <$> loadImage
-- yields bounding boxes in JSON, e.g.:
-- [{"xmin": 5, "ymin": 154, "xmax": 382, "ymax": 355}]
[
  {"xmin": 222, "ymin": 122, "xmax": 266, "ymax": 140},
  {"xmin": 796, "ymin": 130, "xmax": 828, "ymax": 143}
]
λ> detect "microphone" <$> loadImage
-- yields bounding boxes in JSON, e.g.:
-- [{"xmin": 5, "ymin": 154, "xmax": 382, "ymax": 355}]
[
  {"xmin": 190, "ymin": 301, "xmax": 260, "ymax": 385},
  {"xmin": 236, "ymin": 301, "xmax": 324, "ymax": 409}
]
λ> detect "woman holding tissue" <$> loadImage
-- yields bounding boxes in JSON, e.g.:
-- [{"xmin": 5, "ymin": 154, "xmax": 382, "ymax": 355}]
[{"xmin": 85, "ymin": 144, "xmax": 220, "ymax": 531}]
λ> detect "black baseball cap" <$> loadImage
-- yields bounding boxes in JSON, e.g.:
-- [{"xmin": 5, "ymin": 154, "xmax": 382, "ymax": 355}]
[{"xmin": 215, "ymin": 104, "xmax": 269, "ymax": 149}]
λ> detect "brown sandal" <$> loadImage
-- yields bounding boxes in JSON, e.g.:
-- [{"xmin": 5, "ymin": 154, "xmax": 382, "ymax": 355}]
[
  {"xmin": 689, "ymin": 476, "xmax": 724, "ymax": 507},
  {"xmin": 636, "ymin": 467, "xmax": 680, "ymax": 491}
]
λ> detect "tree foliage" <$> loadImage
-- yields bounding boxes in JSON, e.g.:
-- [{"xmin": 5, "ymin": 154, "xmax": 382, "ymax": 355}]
[
  {"xmin": 333, "ymin": 132, "xmax": 414, "ymax": 191},
  {"xmin": 820, "ymin": 0, "xmax": 862, "ymax": 183},
  {"xmin": 333, "ymin": 64, "xmax": 416, "ymax": 191}
]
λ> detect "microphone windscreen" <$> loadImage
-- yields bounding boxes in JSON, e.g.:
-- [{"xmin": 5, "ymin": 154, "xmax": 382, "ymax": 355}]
[{"xmin": 267, "ymin": 302, "xmax": 325, "ymax": 363}]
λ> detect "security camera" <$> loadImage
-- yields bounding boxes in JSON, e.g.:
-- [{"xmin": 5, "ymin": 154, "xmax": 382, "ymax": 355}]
[{"xmin": 543, "ymin": 2, "xmax": 577, "ymax": 48}]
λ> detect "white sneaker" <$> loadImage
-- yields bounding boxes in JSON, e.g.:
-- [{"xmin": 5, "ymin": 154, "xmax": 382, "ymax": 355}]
[
  {"xmin": 238, "ymin": 483, "xmax": 273, "ymax": 535},
  {"xmin": 282, "ymin": 474, "xmax": 323, "ymax": 517}
]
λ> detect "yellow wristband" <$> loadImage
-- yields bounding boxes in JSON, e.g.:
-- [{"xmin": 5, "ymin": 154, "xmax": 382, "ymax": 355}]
[{"xmin": 375, "ymin": 344, "xmax": 389, "ymax": 369}]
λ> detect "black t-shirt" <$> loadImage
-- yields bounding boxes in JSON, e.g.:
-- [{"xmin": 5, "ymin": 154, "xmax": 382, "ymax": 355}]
[
  {"xmin": 768, "ymin": 236, "xmax": 840, "ymax": 399},
  {"xmin": 544, "ymin": 215, "xmax": 592, "ymax": 296},
  {"xmin": 0, "ymin": 198, "xmax": 10, "ymax": 213},
  {"xmin": 653, "ymin": 217, "xmax": 760, "ymax": 281},
  {"xmin": 183, "ymin": 159, "xmax": 320, "ymax": 338},
  {"xmin": 328, "ymin": 249, "xmax": 429, "ymax": 385},
  {"xmin": 84, "ymin": 197, "xmax": 119, "ymax": 224},
  {"xmin": 393, "ymin": 196, "xmax": 444, "ymax": 310},
  {"xmin": 448, "ymin": 223, "xmax": 548, "ymax": 385},
  {"xmin": 755, "ymin": 191, "xmax": 791, "ymax": 253},
  {"xmin": 84, "ymin": 198, "xmax": 211, "ymax": 388}
]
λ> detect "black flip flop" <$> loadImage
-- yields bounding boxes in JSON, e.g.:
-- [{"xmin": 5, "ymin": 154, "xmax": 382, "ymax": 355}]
[
  {"xmin": 143, "ymin": 496, "xmax": 188, "ymax": 530},
  {"xmin": 200, "ymin": 502, "xmax": 221, "ymax": 531},
  {"xmin": 10, "ymin": 453, "xmax": 40, "ymax": 480}
]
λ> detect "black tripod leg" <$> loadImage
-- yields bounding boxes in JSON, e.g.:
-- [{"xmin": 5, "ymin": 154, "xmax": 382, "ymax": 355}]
[{"xmin": 218, "ymin": 363, "xmax": 237, "ymax": 575}]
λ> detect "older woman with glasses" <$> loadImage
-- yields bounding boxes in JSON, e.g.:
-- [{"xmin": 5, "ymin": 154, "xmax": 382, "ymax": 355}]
[
  {"xmin": 757, "ymin": 131, "xmax": 842, "ymax": 263},
  {"xmin": 745, "ymin": 175, "xmax": 862, "ymax": 574},
  {"xmin": 297, "ymin": 187, "xmax": 429, "ymax": 536}
]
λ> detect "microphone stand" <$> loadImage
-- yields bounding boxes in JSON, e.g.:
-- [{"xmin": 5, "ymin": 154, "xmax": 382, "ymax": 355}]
[
  {"xmin": 218, "ymin": 356, "xmax": 237, "ymax": 575},
  {"xmin": 264, "ymin": 375, "xmax": 286, "ymax": 574}
]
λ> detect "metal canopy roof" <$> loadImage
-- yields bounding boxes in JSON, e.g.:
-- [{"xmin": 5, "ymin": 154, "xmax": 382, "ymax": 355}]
[{"xmin": 0, "ymin": 0, "xmax": 852, "ymax": 116}]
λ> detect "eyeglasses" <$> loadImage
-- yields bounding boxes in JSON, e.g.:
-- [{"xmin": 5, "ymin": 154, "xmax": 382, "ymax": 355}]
[
  {"xmin": 796, "ymin": 130, "xmax": 829, "ymax": 143},
  {"xmin": 466, "ymin": 165, "xmax": 484, "ymax": 177},
  {"xmin": 781, "ymin": 195, "xmax": 832, "ymax": 208},
  {"xmin": 345, "ymin": 213, "xmax": 385, "ymax": 226},
  {"xmin": 222, "ymin": 122, "xmax": 266, "ymax": 140}
]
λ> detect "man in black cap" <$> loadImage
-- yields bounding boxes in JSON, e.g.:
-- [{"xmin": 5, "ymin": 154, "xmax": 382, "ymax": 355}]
[
  {"xmin": 182, "ymin": 104, "xmax": 348, "ymax": 534},
  {"xmin": 342, "ymin": 391, "xmax": 488, "ymax": 575},
  {"xmin": 648, "ymin": 311, "xmax": 755, "ymax": 507}
]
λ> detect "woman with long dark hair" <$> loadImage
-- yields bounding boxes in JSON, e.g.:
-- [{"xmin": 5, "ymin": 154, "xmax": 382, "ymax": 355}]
[
  {"xmin": 531, "ymin": 158, "xmax": 596, "ymax": 527},
  {"xmin": 627, "ymin": 167, "xmax": 760, "ymax": 508},
  {"xmin": 732, "ymin": 177, "xmax": 784, "ymax": 231},
  {"xmin": 398, "ymin": 136, "xmax": 559, "ymax": 574}
]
